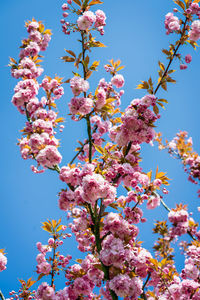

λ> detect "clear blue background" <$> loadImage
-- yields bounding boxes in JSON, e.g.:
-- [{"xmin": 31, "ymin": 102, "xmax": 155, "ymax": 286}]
[{"xmin": 1, "ymin": 0, "xmax": 200, "ymax": 296}]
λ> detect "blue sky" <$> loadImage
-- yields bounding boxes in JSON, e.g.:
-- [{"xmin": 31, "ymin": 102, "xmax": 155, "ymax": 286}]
[{"xmin": 1, "ymin": 0, "xmax": 200, "ymax": 296}]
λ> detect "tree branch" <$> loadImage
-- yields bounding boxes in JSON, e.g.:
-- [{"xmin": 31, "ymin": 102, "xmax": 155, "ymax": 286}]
[{"xmin": 0, "ymin": 290, "xmax": 5, "ymax": 300}]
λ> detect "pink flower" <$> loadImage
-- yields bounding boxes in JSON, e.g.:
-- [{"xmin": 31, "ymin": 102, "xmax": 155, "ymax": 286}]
[
  {"xmin": 70, "ymin": 76, "xmax": 89, "ymax": 96},
  {"xmin": 62, "ymin": 3, "xmax": 69, "ymax": 10},
  {"xmin": 185, "ymin": 54, "xmax": 192, "ymax": 64},
  {"xmin": 73, "ymin": 276, "xmax": 94, "ymax": 296},
  {"xmin": 59, "ymin": 190, "xmax": 75, "ymax": 211},
  {"xmin": 12, "ymin": 79, "xmax": 39, "ymax": 108},
  {"xmin": 109, "ymin": 274, "xmax": 143, "ymax": 298},
  {"xmin": 100, "ymin": 235, "xmax": 125, "ymax": 268},
  {"xmin": 165, "ymin": 12, "xmax": 180, "ymax": 34},
  {"xmin": 36, "ymin": 145, "xmax": 62, "ymax": 168},
  {"xmin": 180, "ymin": 64, "xmax": 187, "ymax": 70},
  {"xmin": 69, "ymin": 97, "xmax": 93, "ymax": 115},
  {"xmin": 190, "ymin": 3, "xmax": 200, "ymax": 15},
  {"xmin": 77, "ymin": 11, "xmax": 96, "ymax": 31},
  {"xmin": 36, "ymin": 283, "xmax": 55, "ymax": 300},
  {"xmin": 27, "ymin": 21, "xmax": 39, "ymax": 33},
  {"xmin": 189, "ymin": 20, "xmax": 200, "ymax": 41},
  {"xmin": 95, "ymin": 10, "xmax": 106, "ymax": 28},
  {"xmin": 147, "ymin": 195, "xmax": 160, "ymax": 209},
  {"xmin": 111, "ymin": 74, "xmax": 125, "ymax": 88},
  {"xmin": 96, "ymin": 88, "xmax": 106, "ymax": 109},
  {"xmin": 0, "ymin": 252, "xmax": 7, "ymax": 272},
  {"xmin": 37, "ymin": 261, "xmax": 51, "ymax": 274},
  {"xmin": 63, "ymin": 12, "xmax": 69, "ymax": 18}
]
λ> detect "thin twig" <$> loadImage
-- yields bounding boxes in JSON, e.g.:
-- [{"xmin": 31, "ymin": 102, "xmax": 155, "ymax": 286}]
[
  {"xmin": 0, "ymin": 290, "xmax": 5, "ymax": 300},
  {"xmin": 154, "ymin": 18, "xmax": 188, "ymax": 95}
]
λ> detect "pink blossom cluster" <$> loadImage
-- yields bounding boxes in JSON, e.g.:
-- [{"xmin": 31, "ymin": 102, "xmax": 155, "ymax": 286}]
[
  {"xmin": 147, "ymin": 194, "xmax": 161, "ymax": 209},
  {"xmin": 103, "ymin": 212, "xmax": 138, "ymax": 241},
  {"xmin": 77, "ymin": 116, "xmax": 112, "ymax": 161},
  {"xmin": 96, "ymin": 76, "xmax": 124, "ymax": 109},
  {"xmin": 150, "ymin": 276, "xmax": 200, "ymax": 299},
  {"xmin": 60, "ymin": 2, "xmax": 72, "ymax": 36},
  {"xmin": 91, "ymin": 116, "xmax": 111, "ymax": 144},
  {"xmin": 77, "ymin": 9, "xmax": 106, "ymax": 35},
  {"xmin": 10, "ymin": 21, "xmax": 64, "ymax": 172},
  {"xmin": 180, "ymin": 54, "xmax": 193, "ymax": 70},
  {"xmin": 11, "ymin": 57, "xmax": 43, "ymax": 80},
  {"xmin": 165, "ymin": 12, "xmax": 180, "ymax": 34},
  {"xmin": 68, "ymin": 208, "xmax": 95, "ymax": 252},
  {"xmin": 100, "ymin": 215, "xmax": 151, "ymax": 270},
  {"xmin": 0, "ymin": 252, "xmax": 7, "ymax": 272},
  {"xmin": 185, "ymin": 154, "xmax": 200, "ymax": 184},
  {"xmin": 117, "ymin": 183, "xmax": 161, "ymax": 212},
  {"xmin": 25, "ymin": 21, "xmax": 51, "ymax": 53},
  {"xmin": 59, "ymin": 163, "xmax": 116, "ymax": 208},
  {"xmin": 36, "ymin": 237, "xmax": 71, "ymax": 277},
  {"xmin": 111, "ymin": 74, "xmax": 125, "ymax": 89},
  {"xmin": 61, "ymin": 3, "xmax": 106, "ymax": 36},
  {"xmin": 68, "ymin": 76, "xmax": 93, "ymax": 116},
  {"xmin": 16, "ymin": 77, "xmax": 64, "ymax": 171},
  {"xmin": 187, "ymin": 2, "xmax": 200, "ymax": 15},
  {"xmin": 36, "ymin": 282, "xmax": 56, "ymax": 300},
  {"xmin": 167, "ymin": 131, "xmax": 200, "ymax": 192},
  {"xmin": 98, "ymin": 143, "xmax": 141, "ymax": 184},
  {"xmin": 36, "ymin": 242, "xmax": 52, "ymax": 275},
  {"xmin": 63, "ymin": 254, "xmax": 104, "ymax": 298},
  {"xmin": 11, "ymin": 20, "xmax": 51, "ymax": 81},
  {"xmin": 70, "ymin": 76, "xmax": 89, "ymax": 96},
  {"xmin": 181, "ymin": 244, "xmax": 200, "ymax": 281},
  {"xmin": 109, "ymin": 95, "xmax": 158, "ymax": 147},
  {"xmin": 168, "ymin": 206, "xmax": 189, "ymax": 237},
  {"xmin": 19, "ymin": 115, "xmax": 62, "ymax": 172},
  {"xmin": 69, "ymin": 96, "xmax": 93, "ymax": 116},
  {"xmin": 189, "ymin": 20, "xmax": 200, "ymax": 41},
  {"xmin": 109, "ymin": 274, "xmax": 143, "ymax": 298},
  {"xmin": 99, "ymin": 220, "xmax": 152, "ymax": 298},
  {"xmin": 12, "ymin": 79, "xmax": 39, "ymax": 112},
  {"xmin": 41, "ymin": 77, "xmax": 64, "ymax": 101}
]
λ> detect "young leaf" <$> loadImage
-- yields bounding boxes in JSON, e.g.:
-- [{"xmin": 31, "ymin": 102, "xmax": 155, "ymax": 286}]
[
  {"xmin": 61, "ymin": 56, "xmax": 75, "ymax": 62},
  {"xmin": 89, "ymin": 0, "xmax": 103, "ymax": 5},
  {"xmin": 90, "ymin": 60, "xmax": 100, "ymax": 70},
  {"xmin": 37, "ymin": 273, "xmax": 45, "ymax": 281},
  {"xmin": 73, "ymin": 0, "xmax": 82, "ymax": 6},
  {"xmin": 136, "ymin": 81, "xmax": 149, "ymax": 90},
  {"xmin": 147, "ymin": 170, "xmax": 152, "ymax": 181},
  {"xmin": 153, "ymin": 105, "xmax": 159, "ymax": 114},
  {"xmin": 174, "ymin": 0, "xmax": 185, "ymax": 10},
  {"xmin": 27, "ymin": 278, "xmax": 36, "ymax": 288},
  {"xmin": 65, "ymin": 49, "xmax": 76, "ymax": 58},
  {"xmin": 41, "ymin": 221, "xmax": 52, "ymax": 233},
  {"xmin": 159, "ymin": 61, "xmax": 165, "ymax": 72},
  {"xmin": 92, "ymin": 41, "xmax": 106, "ymax": 47},
  {"xmin": 43, "ymin": 29, "xmax": 52, "ymax": 35},
  {"xmin": 161, "ymin": 82, "xmax": 167, "ymax": 91},
  {"xmin": 94, "ymin": 145, "xmax": 104, "ymax": 154},
  {"xmin": 86, "ymin": 70, "xmax": 93, "ymax": 79}
]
